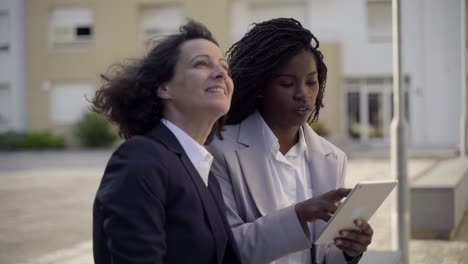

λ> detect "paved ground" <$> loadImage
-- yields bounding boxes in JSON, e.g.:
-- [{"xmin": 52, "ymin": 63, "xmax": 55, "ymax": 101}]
[{"xmin": 0, "ymin": 150, "xmax": 466, "ymax": 264}]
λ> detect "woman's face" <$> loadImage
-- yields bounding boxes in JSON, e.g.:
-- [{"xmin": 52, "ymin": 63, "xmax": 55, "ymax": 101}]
[
  {"xmin": 260, "ymin": 50, "xmax": 319, "ymax": 130},
  {"xmin": 160, "ymin": 38, "xmax": 233, "ymax": 121}
]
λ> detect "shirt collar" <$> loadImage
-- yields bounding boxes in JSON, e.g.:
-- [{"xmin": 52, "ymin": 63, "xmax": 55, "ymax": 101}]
[
  {"xmin": 161, "ymin": 119, "xmax": 213, "ymax": 185},
  {"xmin": 253, "ymin": 111, "xmax": 308, "ymax": 157},
  {"xmin": 286, "ymin": 127, "xmax": 308, "ymax": 158}
]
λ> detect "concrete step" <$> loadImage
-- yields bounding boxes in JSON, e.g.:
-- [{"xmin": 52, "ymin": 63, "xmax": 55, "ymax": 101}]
[{"xmin": 411, "ymin": 158, "xmax": 468, "ymax": 239}]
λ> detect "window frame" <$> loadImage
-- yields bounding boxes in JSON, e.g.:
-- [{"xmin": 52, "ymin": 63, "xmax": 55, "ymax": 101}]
[{"xmin": 48, "ymin": 6, "xmax": 94, "ymax": 51}]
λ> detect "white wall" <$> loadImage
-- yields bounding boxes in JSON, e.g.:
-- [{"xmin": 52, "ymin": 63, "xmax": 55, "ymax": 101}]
[
  {"xmin": 306, "ymin": 0, "xmax": 462, "ymax": 148},
  {"xmin": 0, "ymin": 0, "xmax": 25, "ymax": 131},
  {"xmin": 306, "ymin": 0, "xmax": 393, "ymax": 76},
  {"xmin": 404, "ymin": 0, "xmax": 462, "ymax": 148},
  {"xmin": 230, "ymin": 0, "xmax": 463, "ymax": 148},
  {"xmin": 230, "ymin": 0, "xmax": 306, "ymax": 43}
]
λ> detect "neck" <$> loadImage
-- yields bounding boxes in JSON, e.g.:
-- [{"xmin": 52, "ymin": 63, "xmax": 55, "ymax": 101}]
[
  {"xmin": 269, "ymin": 125, "xmax": 300, "ymax": 155},
  {"xmin": 164, "ymin": 112, "xmax": 217, "ymax": 145}
]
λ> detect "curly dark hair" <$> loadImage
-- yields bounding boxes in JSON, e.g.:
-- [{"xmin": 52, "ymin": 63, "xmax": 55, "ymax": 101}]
[
  {"xmin": 226, "ymin": 18, "xmax": 327, "ymax": 125},
  {"xmin": 91, "ymin": 19, "xmax": 224, "ymax": 142}
]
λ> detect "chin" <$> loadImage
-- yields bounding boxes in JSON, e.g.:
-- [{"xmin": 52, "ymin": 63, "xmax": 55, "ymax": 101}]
[
  {"xmin": 207, "ymin": 104, "xmax": 229, "ymax": 118},
  {"xmin": 288, "ymin": 117, "xmax": 308, "ymax": 127}
]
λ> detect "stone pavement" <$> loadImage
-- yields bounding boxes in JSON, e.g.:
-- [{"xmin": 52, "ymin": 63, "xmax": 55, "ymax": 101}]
[{"xmin": 0, "ymin": 150, "xmax": 467, "ymax": 264}]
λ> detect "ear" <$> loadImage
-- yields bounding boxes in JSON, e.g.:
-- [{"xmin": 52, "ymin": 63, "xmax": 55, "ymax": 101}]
[{"xmin": 157, "ymin": 84, "xmax": 170, "ymax": 99}]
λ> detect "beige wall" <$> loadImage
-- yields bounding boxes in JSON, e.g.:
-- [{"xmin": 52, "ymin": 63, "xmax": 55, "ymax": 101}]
[
  {"xmin": 25, "ymin": 0, "xmax": 230, "ymax": 137},
  {"xmin": 185, "ymin": 0, "xmax": 230, "ymax": 51},
  {"xmin": 25, "ymin": 0, "xmax": 342, "ymax": 141},
  {"xmin": 318, "ymin": 42, "xmax": 345, "ymax": 141}
]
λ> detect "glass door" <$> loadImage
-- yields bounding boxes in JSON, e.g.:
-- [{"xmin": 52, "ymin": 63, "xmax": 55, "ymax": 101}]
[{"xmin": 346, "ymin": 77, "xmax": 394, "ymax": 145}]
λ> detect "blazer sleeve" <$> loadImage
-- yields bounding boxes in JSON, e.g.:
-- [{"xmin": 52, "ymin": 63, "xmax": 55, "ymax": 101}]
[
  {"xmin": 95, "ymin": 137, "xmax": 168, "ymax": 263},
  {"xmin": 209, "ymin": 144, "xmax": 310, "ymax": 264}
]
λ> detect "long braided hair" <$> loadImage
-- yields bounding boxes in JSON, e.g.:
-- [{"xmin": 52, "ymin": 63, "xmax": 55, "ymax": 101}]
[{"xmin": 226, "ymin": 18, "xmax": 327, "ymax": 125}]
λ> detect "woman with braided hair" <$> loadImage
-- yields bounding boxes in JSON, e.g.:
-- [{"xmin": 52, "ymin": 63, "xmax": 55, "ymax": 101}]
[{"xmin": 208, "ymin": 18, "xmax": 373, "ymax": 264}]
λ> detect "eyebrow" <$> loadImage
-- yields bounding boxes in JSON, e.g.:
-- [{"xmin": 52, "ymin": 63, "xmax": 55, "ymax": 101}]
[
  {"xmin": 190, "ymin": 54, "xmax": 227, "ymax": 64},
  {"xmin": 273, "ymin": 72, "xmax": 317, "ymax": 78}
]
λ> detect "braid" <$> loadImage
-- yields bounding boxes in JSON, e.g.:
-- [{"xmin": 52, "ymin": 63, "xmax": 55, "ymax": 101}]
[{"xmin": 227, "ymin": 18, "xmax": 327, "ymax": 124}]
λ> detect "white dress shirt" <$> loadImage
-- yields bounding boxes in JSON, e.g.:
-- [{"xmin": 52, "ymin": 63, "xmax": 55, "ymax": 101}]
[
  {"xmin": 255, "ymin": 111, "xmax": 314, "ymax": 264},
  {"xmin": 162, "ymin": 119, "xmax": 213, "ymax": 187}
]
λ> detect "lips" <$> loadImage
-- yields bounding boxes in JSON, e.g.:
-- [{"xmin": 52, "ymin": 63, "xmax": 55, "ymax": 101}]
[
  {"xmin": 297, "ymin": 106, "xmax": 312, "ymax": 111},
  {"xmin": 206, "ymin": 85, "xmax": 226, "ymax": 95}
]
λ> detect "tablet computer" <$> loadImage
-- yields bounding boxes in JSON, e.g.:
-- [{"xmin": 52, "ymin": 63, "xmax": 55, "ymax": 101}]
[{"xmin": 314, "ymin": 180, "xmax": 398, "ymax": 245}]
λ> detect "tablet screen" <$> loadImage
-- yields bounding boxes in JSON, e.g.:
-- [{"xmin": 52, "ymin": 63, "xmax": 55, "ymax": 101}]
[{"xmin": 314, "ymin": 180, "xmax": 397, "ymax": 244}]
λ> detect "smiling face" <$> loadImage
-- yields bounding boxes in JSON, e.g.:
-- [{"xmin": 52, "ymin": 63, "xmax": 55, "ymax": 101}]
[
  {"xmin": 159, "ymin": 38, "xmax": 233, "ymax": 122},
  {"xmin": 260, "ymin": 49, "xmax": 319, "ymax": 131}
]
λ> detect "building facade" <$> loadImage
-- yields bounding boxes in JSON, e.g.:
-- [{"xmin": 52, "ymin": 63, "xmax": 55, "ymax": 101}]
[
  {"xmin": 230, "ymin": 0, "xmax": 466, "ymax": 149},
  {"xmin": 18, "ymin": 0, "xmax": 467, "ymax": 149},
  {"xmin": 24, "ymin": 0, "xmax": 230, "ymax": 141},
  {"xmin": 0, "ymin": 0, "xmax": 25, "ymax": 132}
]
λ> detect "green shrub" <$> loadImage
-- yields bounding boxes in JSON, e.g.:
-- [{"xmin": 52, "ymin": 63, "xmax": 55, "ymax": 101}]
[
  {"xmin": 0, "ymin": 131, "xmax": 25, "ymax": 150},
  {"xmin": 310, "ymin": 121, "xmax": 329, "ymax": 137},
  {"xmin": 21, "ymin": 132, "xmax": 65, "ymax": 149},
  {"xmin": 74, "ymin": 112, "xmax": 117, "ymax": 148},
  {"xmin": 0, "ymin": 131, "xmax": 65, "ymax": 150}
]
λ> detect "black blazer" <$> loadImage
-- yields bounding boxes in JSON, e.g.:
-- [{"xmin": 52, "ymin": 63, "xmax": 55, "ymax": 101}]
[{"xmin": 93, "ymin": 123, "xmax": 241, "ymax": 264}]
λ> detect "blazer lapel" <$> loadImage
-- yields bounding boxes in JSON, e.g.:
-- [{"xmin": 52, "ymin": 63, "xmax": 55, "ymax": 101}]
[
  {"xmin": 147, "ymin": 123, "xmax": 227, "ymax": 263},
  {"xmin": 208, "ymin": 173, "xmax": 241, "ymax": 262},
  {"xmin": 235, "ymin": 114, "xmax": 284, "ymax": 216},
  {"xmin": 303, "ymin": 124, "xmax": 338, "ymax": 197},
  {"xmin": 180, "ymin": 155, "xmax": 227, "ymax": 264},
  {"xmin": 302, "ymin": 124, "xmax": 339, "ymax": 241}
]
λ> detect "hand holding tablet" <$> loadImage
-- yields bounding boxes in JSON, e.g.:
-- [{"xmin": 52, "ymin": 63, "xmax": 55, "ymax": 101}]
[
  {"xmin": 314, "ymin": 180, "xmax": 398, "ymax": 245},
  {"xmin": 295, "ymin": 188, "xmax": 352, "ymax": 226}
]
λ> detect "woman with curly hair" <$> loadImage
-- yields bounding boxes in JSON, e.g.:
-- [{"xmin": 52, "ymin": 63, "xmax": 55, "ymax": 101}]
[
  {"xmin": 92, "ymin": 19, "xmax": 240, "ymax": 264},
  {"xmin": 208, "ymin": 18, "xmax": 373, "ymax": 264}
]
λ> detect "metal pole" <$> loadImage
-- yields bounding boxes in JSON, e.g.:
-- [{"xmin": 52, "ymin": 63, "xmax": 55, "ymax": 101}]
[
  {"xmin": 391, "ymin": 0, "xmax": 410, "ymax": 263},
  {"xmin": 461, "ymin": 0, "xmax": 467, "ymax": 157}
]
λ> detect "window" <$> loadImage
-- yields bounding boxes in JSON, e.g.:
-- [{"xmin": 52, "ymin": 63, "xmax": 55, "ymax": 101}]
[
  {"xmin": 347, "ymin": 92, "xmax": 360, "ymax": 139},
  {"xmin": 0, "ymin": 11, "xmax": 9, "ymax": 52},
  {"xmin": 250, "ymin": 3, "xmax": 305, "ymax": 26},
  {"xmin": 0, "ymin": 83, "xmax": 11, "ymax": 131},
  {"xmin": 345, "ymin": 77, "xmax": 409, "ymax": 144},
  {"xmin": 50, "ymin": 82, "xmax": 94, "ymax": 125},
  {"xmin": 367, "ymin": 0, "xmax": 392, "ymax": 42},
  {"xmin": 368, "ymin": 93, "xmax": 384, "ymax": 138},
  {"xmin": 230, "ymin": 1, "xmax": 306, "ymax": 43},
  {"xmin": 49, "ymin": 7, "xmax": 93, "ymax": 50},
  {"xmin": 140, "ymin": 5, "xmax": 184, "ymax": 48},
  {"xmin": 466, "ymin": 1, "xmax": 468, "ymax": 49}
]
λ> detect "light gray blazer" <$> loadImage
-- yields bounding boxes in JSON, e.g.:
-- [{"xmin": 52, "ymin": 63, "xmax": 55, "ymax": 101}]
[{"xmin": 208, "ymin": 113, "xmax": 351, "ymax": 264}]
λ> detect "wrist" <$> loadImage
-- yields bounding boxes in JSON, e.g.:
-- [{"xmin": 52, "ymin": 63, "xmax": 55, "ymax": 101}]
[
  {"xmin": 343, "ymin": 252, "xmax": 354, "ymax": 261},
  {"xmin": 294, "ymin": 203, "xmax": 310, "ymax": 236},
  {"xmin": 343, "ymin": 252, "xmax": 361, "ymax": 263}
]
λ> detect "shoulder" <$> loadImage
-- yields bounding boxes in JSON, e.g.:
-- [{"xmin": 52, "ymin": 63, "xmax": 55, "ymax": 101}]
[
  {"xmin": 320, "ymin": 136, "xmax": 346, "ymax": 159},
  {"xmin": 105, "ymin": 136, "xmax": 170, "ymax": 184},
  {"xmin": 303, "ymin": 125, "xmax": 346, "ymax": 160},
  {"xmin": 111, "ymin": 136, "xmax": 169, "ymax": 166},
  {"xmin": 98, "ymin": 135, "xmax": 170, "ymax": 202},
  {"xmin": 207, "ymin": 124, "xmax": 242, "ymax": 156}
]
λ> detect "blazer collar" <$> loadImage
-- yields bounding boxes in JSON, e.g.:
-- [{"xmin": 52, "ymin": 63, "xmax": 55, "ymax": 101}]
[
  {"xmin": 237, "ymin": 111, "xmax": 266, "ymax": 148},
  {"xmin": 238, "ymin": 112, "xmax": 334, "ymax": 157},
  {"xmin": 146, "ymin": 122, "xmax": 184, "ymax": 156},
  {"xmin": 235, "ymin": 113, "xmax": 338, "ymax": 216},
  {"xmin": 146, "ymin": 122, "xmax": 228, "ymax": 262}
]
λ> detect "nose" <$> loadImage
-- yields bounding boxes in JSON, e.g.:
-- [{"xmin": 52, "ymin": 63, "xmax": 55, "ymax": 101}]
[
  {"xmin": 294, "ymin": 83, "xmax": 307, "ymax": 101},
  {"xmin": 212, "ymin": 64, "xmax": 228, "ymax": 79}
]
